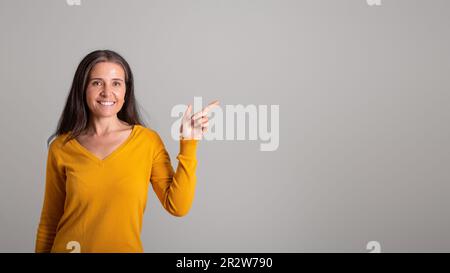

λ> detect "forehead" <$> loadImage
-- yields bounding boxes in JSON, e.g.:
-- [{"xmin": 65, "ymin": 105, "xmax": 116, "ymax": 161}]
[{"xmin": 89, "ymin": 62, "xmax": 125, "ymax": 79}]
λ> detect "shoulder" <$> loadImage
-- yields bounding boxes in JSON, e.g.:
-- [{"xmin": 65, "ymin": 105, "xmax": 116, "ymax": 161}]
[
  {"xmin": 133, "ymin": 125, "xmax": 165, "ymax": 144},
  {"xmin": 48, "ymin": 133, "xmax": 70, "ymax": 151},
  {"xmin": 46, "ymin": 133, "xmax": 72, "ymax": 162}
]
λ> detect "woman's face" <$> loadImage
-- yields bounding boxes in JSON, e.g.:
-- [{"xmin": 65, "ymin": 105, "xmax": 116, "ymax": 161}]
[{"xmin": 85, "ymin": 62, "xmax": 126, "ymax": 118}]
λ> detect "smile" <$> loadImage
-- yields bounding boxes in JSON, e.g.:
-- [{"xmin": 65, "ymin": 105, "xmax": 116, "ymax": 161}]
[{"xmin": 97, "ymin": 101, "xmax": 116, "ymax": 106}]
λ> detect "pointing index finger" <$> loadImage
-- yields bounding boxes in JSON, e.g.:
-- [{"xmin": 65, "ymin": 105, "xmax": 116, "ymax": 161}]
[
  {"xmin": 202, "ymin": 100, "xmax": 220, "ymax": 114},
  {"xmin": 191, "ymin": 100, "xmax": 220, "ymax": 120}
]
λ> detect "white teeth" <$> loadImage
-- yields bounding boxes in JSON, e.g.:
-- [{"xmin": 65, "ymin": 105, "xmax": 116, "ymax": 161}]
[{"xmin": 98, "ymin": 101, "xmax": 115, "ymax": 106}]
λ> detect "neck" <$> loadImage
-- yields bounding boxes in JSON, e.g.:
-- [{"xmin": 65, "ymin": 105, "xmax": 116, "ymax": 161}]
[{"xmin": 86, "ymin": 115, "xmax": 124, "ymax": 136}]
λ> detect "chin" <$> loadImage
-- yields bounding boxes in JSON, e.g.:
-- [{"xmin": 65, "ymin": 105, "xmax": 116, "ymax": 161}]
[{"xmin": 91, "ymin": 110, "xmax": 119, "ymax": 118}]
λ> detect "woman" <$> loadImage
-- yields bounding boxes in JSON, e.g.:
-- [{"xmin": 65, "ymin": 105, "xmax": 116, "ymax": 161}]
[{"xmin": 35, "ymin": 49, "xmax": 219, "ymax": 253}]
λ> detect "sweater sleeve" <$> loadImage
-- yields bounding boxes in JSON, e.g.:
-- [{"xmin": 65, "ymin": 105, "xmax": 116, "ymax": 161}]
[
  {"xmin": 150, "ymin": 133, "xmax": 198, "ymax": 217},
  {"xmin": 35, "ymin": 141, "xmax": 66, "ymax": 253}
]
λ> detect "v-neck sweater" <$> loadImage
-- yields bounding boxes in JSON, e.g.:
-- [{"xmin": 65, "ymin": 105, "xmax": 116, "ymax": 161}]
[{"xmin": 35, "ymin": 125, "xmax": 198, "ymax": 253}]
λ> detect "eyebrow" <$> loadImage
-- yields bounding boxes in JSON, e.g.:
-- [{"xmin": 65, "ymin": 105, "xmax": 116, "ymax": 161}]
[{"xmin": 89, "ymin": 78, "xmax": 124, "ymax": 81}]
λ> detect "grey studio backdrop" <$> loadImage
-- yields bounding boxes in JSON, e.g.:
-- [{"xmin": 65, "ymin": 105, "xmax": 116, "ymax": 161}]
[{"xmin": 0, "ymin": 0, "xmax": 449, "ymax": 253}]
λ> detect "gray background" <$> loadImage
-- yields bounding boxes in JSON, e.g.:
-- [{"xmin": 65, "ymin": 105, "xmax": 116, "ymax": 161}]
[{"xmin": 0, "ymin": 0, "xmax": 449, "ymax": 252}]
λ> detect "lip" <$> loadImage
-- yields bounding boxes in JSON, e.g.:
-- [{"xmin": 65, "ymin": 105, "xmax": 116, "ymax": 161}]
[{"xmin": 97, "ymin": 101, "xmax": 116, "ymax": 106}]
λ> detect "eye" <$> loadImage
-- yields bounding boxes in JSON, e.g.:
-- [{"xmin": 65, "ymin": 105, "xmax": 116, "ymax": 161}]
[
  {"xmin": 113, "ymin": 81, "xmax": 122, "ymax": 87},
  {"xmin": 92, "ymin": 80, "xmax": 102, "ymax": 86}
]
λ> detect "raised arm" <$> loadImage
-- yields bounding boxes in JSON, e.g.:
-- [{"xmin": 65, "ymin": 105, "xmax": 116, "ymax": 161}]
[
  {"xmin": 150, "ymin": 135, "xmax": 198, "ymax": 217},
  {"xmin": 150, "ymin": 100, "xmax": 219, "ymax": 217}
]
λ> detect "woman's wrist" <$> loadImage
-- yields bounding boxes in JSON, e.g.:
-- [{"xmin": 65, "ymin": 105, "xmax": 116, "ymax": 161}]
[
  {"xmin": 179, "ymin": 137, "xmax": 198, "ymax": 156},
  {"xmin": 179, "ymin": 133, "xmax": 201, "ymax": 141}
]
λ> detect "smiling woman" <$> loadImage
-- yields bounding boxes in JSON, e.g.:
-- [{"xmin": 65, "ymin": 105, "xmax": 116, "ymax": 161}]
[
  {"xmin": 35, "ymin": 50, "xmax": 219, "ymax": 253},
  {"xmin": 87, "ymin": 62, "xmax": 126, "ymax": 116}
]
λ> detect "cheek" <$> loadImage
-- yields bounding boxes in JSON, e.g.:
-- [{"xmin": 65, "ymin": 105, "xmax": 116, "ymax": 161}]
[
  {"xmin": 117, "ymin": 89, "xmax": 127, "ymax": 103},
  {"xmin": 86, "ymin": 87, "xmax": 98, "ymax": 99},
  {"xmin": 85, "ymin": 89, "xmax": 98, "ymax": 105}
]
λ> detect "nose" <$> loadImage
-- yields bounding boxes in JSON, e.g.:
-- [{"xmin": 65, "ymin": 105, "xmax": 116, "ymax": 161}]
[{"xmin": 100, "ymin": 83, "xmax": 114, "ymax": 97}]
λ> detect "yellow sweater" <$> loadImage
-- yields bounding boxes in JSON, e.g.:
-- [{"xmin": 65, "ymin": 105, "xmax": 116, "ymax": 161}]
[{"xmin": 35, "ymin": 125, "xmax": 198, "ymax": 253}]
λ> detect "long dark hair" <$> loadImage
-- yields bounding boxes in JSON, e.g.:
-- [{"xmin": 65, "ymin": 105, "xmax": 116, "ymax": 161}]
[{"xmin": 48, "ymin": 49, "xmax": 145, "ymax": 146}]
